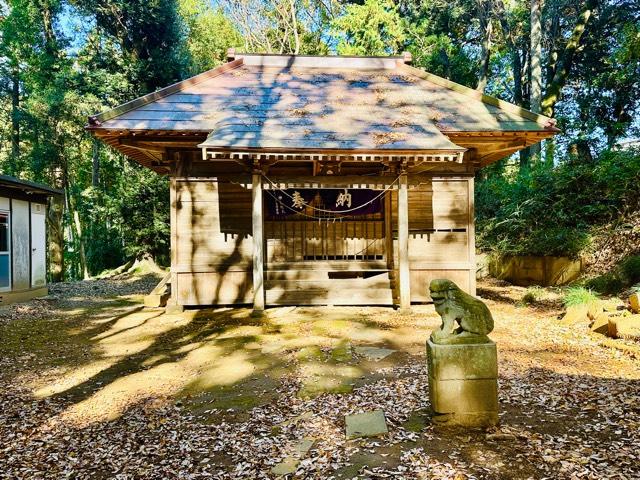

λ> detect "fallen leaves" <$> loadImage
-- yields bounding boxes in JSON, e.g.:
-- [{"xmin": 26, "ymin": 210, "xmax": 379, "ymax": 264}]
[{"xmin": 0, "ymin": 278, "xmax": 639, "ymax": 479}]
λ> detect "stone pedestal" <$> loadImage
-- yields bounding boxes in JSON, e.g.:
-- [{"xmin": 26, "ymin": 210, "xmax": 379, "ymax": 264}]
[{"xmin": 426, "ymin": 339, "xmax": 498, "ymax": 427}]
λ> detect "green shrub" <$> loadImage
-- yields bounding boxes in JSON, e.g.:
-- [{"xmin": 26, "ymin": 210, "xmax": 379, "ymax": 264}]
[
  {"xmin": 584, "ymin": 273, "xmax": 625, "ymax": 295},
  {"xmin": 520, "ymin": 286, "xmax": 545, "ymax": 305},
  {"xmin": 563, "ymin": 287, "xmax": 599, "ymax": 307},
  {"xmin": 476, "ymin": 148, "xmax": 640, "ymax": 259},
  {"xmin": 620, "ymin": 255, "xmax": 640, "ymax": 284}
]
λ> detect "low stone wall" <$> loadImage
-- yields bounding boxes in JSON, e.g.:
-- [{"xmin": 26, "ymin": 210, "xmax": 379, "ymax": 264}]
[
  {"xmin": 488, "ymin": 255, "xmax": 582, "ymax": 286},
  {"xmin": 0, "ymin": 286, "xmax": 49, "ymax": 306}
]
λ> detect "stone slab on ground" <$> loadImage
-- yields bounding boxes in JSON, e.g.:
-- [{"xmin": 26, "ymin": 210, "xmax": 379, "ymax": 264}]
[
  {"xmin": 271, "ymin": 457, "xmax": 299, "ymax": 476},
  {"xmin": 345, "ymin": 410, "xmax": 388, "ymax": 439},
  {"xmin": 354, "ymin": 346, "xmax": 396, "ymax": 361},
  {"xmin": 293, "ymin": 437, "xmax": 315, "ymax": 457},
  {"xmin": 608, "ymin": 315, "xmax": 640, "ymax": 340},
  {"xmin": 271, "ymin": 437, "xmax": 316, "ymax": 476}
]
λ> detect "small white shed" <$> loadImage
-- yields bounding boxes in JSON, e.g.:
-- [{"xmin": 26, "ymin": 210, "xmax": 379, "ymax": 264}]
[{"xmin": 0, "ymin": 175, "xmax": 62, "ymax": 305}]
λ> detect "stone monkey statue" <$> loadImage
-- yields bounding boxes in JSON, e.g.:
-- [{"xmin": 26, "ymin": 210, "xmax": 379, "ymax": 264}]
[{"xmin": 429, "ymin": 279, "xmax": 494, "ymax": 345}]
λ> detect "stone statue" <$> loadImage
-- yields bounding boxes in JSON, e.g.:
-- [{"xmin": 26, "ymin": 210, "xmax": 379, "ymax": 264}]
[{"xmin": 429, "ymin": 279, "xmax": 494, "ymax": 345}]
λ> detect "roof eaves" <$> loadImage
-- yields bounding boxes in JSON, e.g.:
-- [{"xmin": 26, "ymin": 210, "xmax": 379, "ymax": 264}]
[
  {"xmin": 399, "ymin": 64, "xmax": 560, "ymax": 131},
  {"xmin": 87, "ymin": 58, "xmax": 244, "ymax": 127},
  {"xmin": 0, "ymin": 175, "xmax": 63, "ymax": 196}
]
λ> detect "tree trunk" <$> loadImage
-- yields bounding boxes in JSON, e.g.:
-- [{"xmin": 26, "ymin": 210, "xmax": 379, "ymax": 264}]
[
  {"xmin": 68, "ymin": 190, "xmax": 89, "ymax": 280},
  {"xmin": 10, "ymin": 66, "xmax": 20, "ymax": 171},
  {"xmin": 529, "ymin": 0, "xmax": 543, "ymax": 160},
  {"xmin": 289, "ymin": 0, "xmax": 300, "ymax": 54},
  {"xmin": 48, "ymin": 194, "xmax": 64, "ymax": 282},
  {"xmin": 476, "ymin": 1, "xmax": 493, "ymax": 92},
  {"xmin": 495, "ymin": 1, "xmax": 523, "ymax": 104},
  {"xmin": 541, "ymin": 0, "xmax": 598, "ymax": 117},
  {"xmin": 92, "ymin": 140, "xmax": 100, "ymax": 188}
]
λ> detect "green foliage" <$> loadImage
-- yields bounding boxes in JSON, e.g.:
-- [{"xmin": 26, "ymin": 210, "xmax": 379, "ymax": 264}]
[
  {"xmin": 562, "ymin": 287, "xmax": 599, "ymax": 308},
  {"xmin": 179, "ymin": 0, "xmax": 243, "ymax": 74},
  {"xmin": 579, "ymin": 255, "xmax": 640, "ymax": 296},
  {"xmin": 331, "ymin": 0, "xmax": 405, "ymax": 56},
  {"xmin": 73, "ymin": 0, "xmax": 189, "ymax": 93},
  {"xmin": 584, "ymin": 273, "xmax": 624, "ymax": 295},
  {"xmin": 476, "ymin": 148, "xmax": 640, "ymax": 258},
  {"xmin": 520, "ymin": 286, "xmax": 545, "ymax": 306},
  {"xmin": 620, "ymin": 256, "xmax": 640, "ymax": 286},
  {"xmin": 118, "ymin": 171, "xmax": 170, "ymax": 264}
]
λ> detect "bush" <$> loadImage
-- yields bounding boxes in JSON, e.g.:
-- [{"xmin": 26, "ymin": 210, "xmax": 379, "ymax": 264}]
[
  {"xmin": 563, "ymin": 287, "xmax": 599, "ymax": 307},
  {"xmin": 620, "ymin": 255, "xmax": 640, "ymax": 284},
  {"xmin": 476, "ymin": 148, "xmax": 640, "ymax": 258},
  {"xmin": 520, "ymin": 286, "xmax": 545, "ymax": 305},
  {"xmin": 584, "ymin": 273, "xmax": 625, "ymax": 295}
]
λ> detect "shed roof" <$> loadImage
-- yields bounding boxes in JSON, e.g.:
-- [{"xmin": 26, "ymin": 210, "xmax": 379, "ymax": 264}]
[{"xmin": 0, "ymin": 175, "xmax": 63, "ymax": 197}]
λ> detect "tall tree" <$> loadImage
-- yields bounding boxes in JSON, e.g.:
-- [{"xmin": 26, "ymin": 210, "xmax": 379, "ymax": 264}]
[
  {"xmin": 540, "ymin": 0, "xmax": 599, "ymax": 117},
  {"xmin": 529, "ymin": 0, "xmax": 543, "ymax": 159},
  {"xmin": 179, "ymin": 0, "xmax": 243, "ymax": 74},
  {"xmin": 476, "ymin": 0, "xmax": 494, "ymax": 91},
  {"xmin": 331, "ymin": 0, "xmax": 405, "ymax": 55}
]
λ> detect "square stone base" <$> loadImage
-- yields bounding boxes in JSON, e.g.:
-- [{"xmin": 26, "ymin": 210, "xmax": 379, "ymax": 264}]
[{"xmin": 427, "ymin": 339, "xmax": 498, "ymax": 427}]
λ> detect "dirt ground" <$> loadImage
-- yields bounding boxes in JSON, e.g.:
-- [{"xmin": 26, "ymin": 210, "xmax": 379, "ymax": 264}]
[{"xmin": 0, "ymin": 276, "xmax": 638, "ymax": 479}]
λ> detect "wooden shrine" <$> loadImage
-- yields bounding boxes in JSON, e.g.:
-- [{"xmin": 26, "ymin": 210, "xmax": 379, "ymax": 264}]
[{"xmin": 89, "ymin": 52, "xmax": 558, "ymax": 311}]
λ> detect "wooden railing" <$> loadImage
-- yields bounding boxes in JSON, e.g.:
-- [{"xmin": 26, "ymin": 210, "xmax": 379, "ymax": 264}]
[{"xmin": 265, "ymin": 216, "xmax": 385, "ymax": 262}]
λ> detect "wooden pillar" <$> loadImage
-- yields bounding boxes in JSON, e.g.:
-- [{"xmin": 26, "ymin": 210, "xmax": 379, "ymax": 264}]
[
  {"xmin": 384, "ymin": 190, "xmax": 393, "ymax": 269},
  {"xmin": 169, "ymin": 176, "xmax": 178, "ymax": 306},
  {"xmin": 398, "ymin": 171, "xmax": 411, "ymax": 311},
  {"xmin": 467, "ymin": 176, "xmax": 477, "ymax": 295},
  {"xmin": 252, "ymin": 170, "xmax": 265, "ymax": 312}
]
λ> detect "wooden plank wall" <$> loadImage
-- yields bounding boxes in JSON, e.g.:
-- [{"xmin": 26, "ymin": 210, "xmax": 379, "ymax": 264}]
[
  {"xmin": 392, "ymin": 177, "xmax": 474, "ymax": 301},
  {"xmin": 170, "ymin": 175, "xmax": 476, "ymax": 307},
  {"xmin": 173, "ymin": 179, "xmax": 253, "ymax": 305}
]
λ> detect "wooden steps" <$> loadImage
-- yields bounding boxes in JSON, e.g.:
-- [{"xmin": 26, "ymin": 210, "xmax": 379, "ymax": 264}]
[
  {"xmin": 144, "ymin": 272, "xmax": 171, "ymax": 308},
  {"xmin": 265, "ymin": 266, "xmax": 394, "ymax": 306}
]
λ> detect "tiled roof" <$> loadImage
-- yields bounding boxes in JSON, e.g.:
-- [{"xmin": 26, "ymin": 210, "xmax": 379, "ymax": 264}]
[{"xmin": 90, "ymin": 53, "xmax": 557, "ymax": 153}]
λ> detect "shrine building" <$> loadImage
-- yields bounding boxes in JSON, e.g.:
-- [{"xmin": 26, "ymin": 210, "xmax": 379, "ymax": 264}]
[{"xmin": 88, "ymin": 51, "xmax": 558, "ymax": 311}]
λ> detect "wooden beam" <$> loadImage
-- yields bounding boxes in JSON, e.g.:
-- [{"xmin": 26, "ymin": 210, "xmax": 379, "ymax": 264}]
[
  {"xmin": 397, "ymin": 171, "xmax": 410, "ymax": 311},
  {"xmin": 252, "ymin": 171, "xmax": 265, "ymax": 312}
]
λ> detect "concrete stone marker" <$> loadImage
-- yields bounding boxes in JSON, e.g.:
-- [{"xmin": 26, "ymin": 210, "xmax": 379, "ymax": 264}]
[
  {"xmin": 427, "ymin": 339, "xmax": 498, "ymax": 426},
  {"xmin": 426, "ymin": 279, "xmax": 499, "ymax": 427},
  {"xmin": 345, "ymin": 410, "xmax": 388, "ymax": 439}
]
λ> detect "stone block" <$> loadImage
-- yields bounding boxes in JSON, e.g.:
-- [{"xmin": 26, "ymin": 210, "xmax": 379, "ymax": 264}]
[
  {"xmin": 165, "ymin": 303, "xmax": 184, "ymax": 314},
  {"xmin": 630, "ymin": 293, "xmax": 640, "ymax": 313},
  {"xmin": 427, "ymin": 340, "xmax": 497, "ymax": 380},
  {"xmin": 608, "ymin": 315, "xmax": 640, "ymax": 340},
  {"xmin": 144, "ymin": 292, "xmax": 170, "ymax": 308},
  {"xmin": 345, "ymin": 410, "xmax": 388, "ymax": 439},
  {"xmin": 429, "ymin": 376, "xmax": 498, "ymax": 413},
  {"xmin": 354, "ymin": 346, "xmax": 396, "ymax": 361},
  {"xmin": 590, "ymin": 311, "xmax": 610, "ymax": 335},
  {"xmin": 426, "ymin": 339, "xmax": 498, "ymax": 427}
]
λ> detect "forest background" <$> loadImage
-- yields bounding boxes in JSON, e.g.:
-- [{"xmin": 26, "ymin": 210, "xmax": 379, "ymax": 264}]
[{"xmin": 1, "ymin": 0, "xmax": 639, "ymax": 288}]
